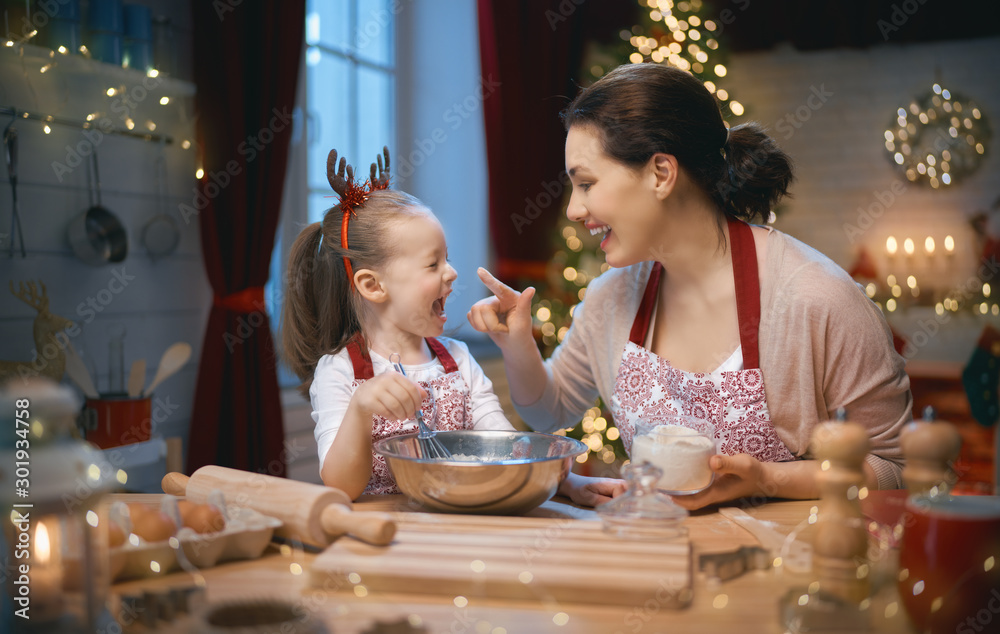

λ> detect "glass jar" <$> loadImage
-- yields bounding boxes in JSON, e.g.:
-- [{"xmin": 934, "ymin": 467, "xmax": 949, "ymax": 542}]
[{"xmin": 630, "ymin": 417, "xmax": 716, "ymax": 495}]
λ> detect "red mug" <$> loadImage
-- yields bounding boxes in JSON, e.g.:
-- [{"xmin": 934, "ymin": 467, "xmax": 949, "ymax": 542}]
[
  {"xmin": 82, "ymin": 395, "xmax": 152, "ymax": 449},
  {"xmin": 898, "ymin": 494, "xmax": 1000, "ymax": 634}
]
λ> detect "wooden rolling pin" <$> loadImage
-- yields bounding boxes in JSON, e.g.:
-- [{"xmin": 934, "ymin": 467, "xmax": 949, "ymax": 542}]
[{"xmin": 162, "ymin": 466, "xmax": 396, "ymax": 547}]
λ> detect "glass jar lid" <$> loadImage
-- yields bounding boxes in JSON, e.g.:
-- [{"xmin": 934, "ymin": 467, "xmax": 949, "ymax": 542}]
[{"xmin": 597, "ymin": 461, "xmax": 689, "ymax": 540}]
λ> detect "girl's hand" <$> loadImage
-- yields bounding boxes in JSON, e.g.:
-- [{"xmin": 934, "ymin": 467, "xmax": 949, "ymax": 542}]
[
  {"xmin": 671, "ymin": 454, "xmax": 765, "ymax": 511},
  {"xmin": 350, "ymin": 373, "xmax": 427, "ymax": 422},
  {"xmin": 558, "ymin": 472, "xmax": 627, "ymax": 508},
  {"xmin": 467, "ymin": 267, "xmax": 536, "ymax": 348}
]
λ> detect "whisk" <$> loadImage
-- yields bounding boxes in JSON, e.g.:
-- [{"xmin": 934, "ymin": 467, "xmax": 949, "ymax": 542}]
[{"xmin": 389, "ymin": 353, "xmax": 453, "ymax": 460}]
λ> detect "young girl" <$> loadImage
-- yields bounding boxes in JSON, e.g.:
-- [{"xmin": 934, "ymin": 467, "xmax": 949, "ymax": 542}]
[
  {"xmin": 469, "ymin": 64, "xmax": 910, "ymax": 510},
  {"xmin": 283, "ymin": 148, "xmax": 622, "ymax": 504}
]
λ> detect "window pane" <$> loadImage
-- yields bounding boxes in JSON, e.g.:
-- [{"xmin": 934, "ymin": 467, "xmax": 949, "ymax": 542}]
[
  {"xmin": 355, "ymin": 0, "xmax": 393, "ymax": 66},
  {"xmin": 307, "ymin": 50, "xmax": 352, "ymax": 190},
  {"xmin": 306, "ymin": 0, "xmax": 349, "ymax": 48},
  {"xmin": 357, "ymin": 66, "xmax": 393, "ymax": 166}
]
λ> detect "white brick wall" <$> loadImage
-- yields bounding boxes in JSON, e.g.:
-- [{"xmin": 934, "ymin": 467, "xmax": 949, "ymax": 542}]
[{"xmin": 724, "ymin": 37, "xmax": 1000, "ymax": 361}]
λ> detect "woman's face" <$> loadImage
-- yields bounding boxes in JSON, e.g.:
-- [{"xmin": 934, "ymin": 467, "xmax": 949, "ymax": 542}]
[{"xmin": 564, "ymin": 126, "xmax": 662, "ymax": 268}]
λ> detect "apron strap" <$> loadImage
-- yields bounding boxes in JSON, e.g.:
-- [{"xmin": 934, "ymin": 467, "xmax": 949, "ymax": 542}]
[
  {"xmin": 628, "ymin": 263, "xmax": 662, "ymax": 346},
  {"xmin": 346, "ymin": 333, "xmax": 375, "ymax": 380},
  {"xmin": 347, "ymin": 335, "xmax": 458, "ymax": 379},
  {"xmin": 626, "ymin": 219, "xmax": 762, "ymax": 370},
  {"xmin": 727, "ymin": 217, "xmax": 761, "ymax": 370},
  {"xmin": 425, "ymin": 337, "xmax": 459, "ymax": 374}
]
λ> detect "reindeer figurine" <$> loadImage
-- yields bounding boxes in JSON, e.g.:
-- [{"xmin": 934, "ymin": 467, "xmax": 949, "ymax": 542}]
[{"xmin": 0, "ymin": 281, "xmax": 75, "ymax": 385}]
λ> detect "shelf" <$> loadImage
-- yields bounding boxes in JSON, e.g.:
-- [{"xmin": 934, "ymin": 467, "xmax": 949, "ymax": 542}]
[{"xmin": 0, "ymin": 42, "xmax": 195, "ymax": 145}]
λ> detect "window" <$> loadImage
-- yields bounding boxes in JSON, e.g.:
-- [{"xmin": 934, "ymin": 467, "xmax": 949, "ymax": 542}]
[
  {"xmin": 267, "ymin": 0, "xmax": 396, "ymax": 388},
  {"xmin": 304, "ymin": 0, "xmax": 395, "ymax": 222}
]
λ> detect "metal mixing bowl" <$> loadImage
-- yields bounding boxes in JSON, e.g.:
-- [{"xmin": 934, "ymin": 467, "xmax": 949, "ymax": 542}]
[{"xmin": 374, "ymin": 430, "xmax": 587, "ymax": 515}]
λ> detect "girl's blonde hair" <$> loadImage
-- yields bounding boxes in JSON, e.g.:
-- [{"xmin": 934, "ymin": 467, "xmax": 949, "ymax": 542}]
[{"xmin": 281, "ymin": 189, "xmax": 427, "ymax": 396}]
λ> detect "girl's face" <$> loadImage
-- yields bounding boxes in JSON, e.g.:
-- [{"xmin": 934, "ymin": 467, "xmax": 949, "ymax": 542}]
[
  {"xmin": 377, "ymin": 211, "xmax": 458, "ymax": 340},
  {"xmin": 564, "ymin": 126, "xmax": 663, "ymax": 268}
]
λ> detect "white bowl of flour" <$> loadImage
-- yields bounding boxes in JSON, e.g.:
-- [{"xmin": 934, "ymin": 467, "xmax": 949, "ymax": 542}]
[{"xmin": 630, "ymin": 423, "xmax": 717, "ymax": 495}]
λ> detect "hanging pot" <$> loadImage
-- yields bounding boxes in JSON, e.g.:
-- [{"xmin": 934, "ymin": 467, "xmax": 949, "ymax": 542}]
[{"xmin": 67, "ymin": 150, "xmax": 128, "ymax": 265}]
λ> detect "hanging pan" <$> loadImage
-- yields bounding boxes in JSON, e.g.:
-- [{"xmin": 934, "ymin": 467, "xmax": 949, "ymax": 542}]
[
  {"xmin": 141, "ymin": 149, "xmax": 180, "ymax": 259},
  {"xmin": 67, "ymin": 150, "xmax": 128, "ymax": 265}
]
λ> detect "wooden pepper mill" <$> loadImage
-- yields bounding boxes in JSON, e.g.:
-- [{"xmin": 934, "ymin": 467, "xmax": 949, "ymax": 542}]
[
  {"xmin": 900, "ymin": 406, "xmax": 962, "ymax": 497},
  {"xmin": 810, "ymin": 408, "xmax": 870, "ymax": 604}
]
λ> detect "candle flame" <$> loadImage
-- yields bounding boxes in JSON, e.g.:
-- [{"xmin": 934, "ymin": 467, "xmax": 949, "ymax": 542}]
[
  {"xmin": 886, "ymin": 236, "xmax": 898, "ymax": 255},
  {"xmin": 944, "ymin": 235, "xmax": 955, "ymax": 252},
  {"xmin": 903, "ymin": 238, "xmax": 915, "ymax": 255},
  {"xmin": 36, "ymin": 522, "xmax": 50, "ymax": 564},
  {"xmin": 925, "ymin": 236, "xmax": 935, "ymax": 254}
]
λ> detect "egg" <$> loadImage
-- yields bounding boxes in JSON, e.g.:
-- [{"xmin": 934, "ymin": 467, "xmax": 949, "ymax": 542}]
[
  {"xmin": 129, "ymin": 506, "xmax": 176, "ymax": 542},
  {"xmin": 179, "ymin": 501, "xmax": 226, "ymax": 534}
]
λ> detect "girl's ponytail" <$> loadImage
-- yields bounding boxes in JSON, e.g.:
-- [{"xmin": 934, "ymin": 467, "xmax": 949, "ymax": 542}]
[{"xmin": 281, "ymin": 221, "xmax": 358, "ymax": 396}]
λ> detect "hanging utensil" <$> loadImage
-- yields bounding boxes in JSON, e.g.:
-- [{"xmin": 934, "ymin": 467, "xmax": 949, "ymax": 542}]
[
  {"xmin": 67, "ymin": 150, "xmax": 128, "ymax": 265},
  {"xmin": 141, "ymin": 146, "xmax": 180, "ymax": 259},
  {"xmin": 143, "ymin": 342, "xmax": 191, "ymax": 396},
  {"xmin": 4, "ymin": 121, "xmax": 26, "ymax": 258}
]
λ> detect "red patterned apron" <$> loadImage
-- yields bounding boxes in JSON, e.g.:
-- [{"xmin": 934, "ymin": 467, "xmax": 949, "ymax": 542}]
[
  {"xmin": 610, "ymin": 218, "xmax": 795, "ymax": 463},
  {"xmin": 346, "ymin": 336, "xmax": 475, "ymax": 494}
]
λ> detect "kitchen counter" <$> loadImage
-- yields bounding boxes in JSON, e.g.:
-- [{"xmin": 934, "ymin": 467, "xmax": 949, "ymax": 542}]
[{"xmin": 111, "ymin": 495, "xmax": 915, "ymax": 633}]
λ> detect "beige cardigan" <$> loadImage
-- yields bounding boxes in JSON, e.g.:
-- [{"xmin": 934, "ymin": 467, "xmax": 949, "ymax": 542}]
[{"xmin": 516, "ymin": 227, "xmax": 910, "ymax": 490}]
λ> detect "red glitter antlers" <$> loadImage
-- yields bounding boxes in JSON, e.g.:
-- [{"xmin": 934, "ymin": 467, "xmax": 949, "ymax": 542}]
[{"xmin": 326, "ymin": 146, "xmax": 391, "ymax": 283}]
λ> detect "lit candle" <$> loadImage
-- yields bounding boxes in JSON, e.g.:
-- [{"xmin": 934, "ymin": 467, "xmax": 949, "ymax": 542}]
[
  {"xmin": 32, "ymin": 520, "xmax": 64, "ymax": 621},
  {"xmin": 944, "ymin": 235, "xmax": 955, "ymax": 254},
  {"xmin": 925, "ymin": 236, "xmax": 935, "ymax": 255},
  {"xmin": 903, "ymin": 238, "xmax": 915, "ymax": 256},
  {"xmin": 886, "ymin": 236, "xmax": 898, "ymax": 256}
]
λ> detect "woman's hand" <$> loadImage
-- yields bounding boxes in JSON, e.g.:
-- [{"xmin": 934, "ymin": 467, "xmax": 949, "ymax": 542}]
[
  {"xmin": 467, "ymin": 268, "xmax": 536, "ymax": 349},
  {"xmin": 349, "ymin": 373, "xmax": 426, "ymax": 422},
  {"xmin": 558, "ymin": 472, "xmax": 627, "ymax": 507},
  {"xmin": 670, "ymin": 454, "xmax": 765, "ymax": 511}
]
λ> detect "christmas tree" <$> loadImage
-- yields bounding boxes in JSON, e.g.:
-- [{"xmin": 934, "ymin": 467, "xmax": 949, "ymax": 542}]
[{"xmin": 536, "ymin": 0, "xmax": 742, "ymax": 470}]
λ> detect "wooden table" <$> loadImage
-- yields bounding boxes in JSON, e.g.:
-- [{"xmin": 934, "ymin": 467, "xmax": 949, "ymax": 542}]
[{"xmin": 112, "ymin": 496, "xmax": 916, "ymax": 633}]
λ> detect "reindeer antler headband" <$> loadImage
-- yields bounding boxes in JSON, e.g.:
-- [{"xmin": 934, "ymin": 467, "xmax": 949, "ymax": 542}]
[{"xmin": 325, "ymin": 146, "xmax": 391, "ymax": 284}]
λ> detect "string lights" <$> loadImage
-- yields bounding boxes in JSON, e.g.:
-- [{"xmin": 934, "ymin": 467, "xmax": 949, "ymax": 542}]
[
  {"xmin": 1, "ymin": 40, "xmax": 196, "ymax": 174},
  {"xmin": 623, "ymin": 0, "xmax": 744, "ymax": 117},
  {"xmin": 884, "ymin": 83, "xmax": 991, "ymax": 188}
]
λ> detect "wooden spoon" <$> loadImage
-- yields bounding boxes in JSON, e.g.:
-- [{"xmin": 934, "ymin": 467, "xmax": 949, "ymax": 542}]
[
  {"xmin": 143, "ymin": 342, "xmax": 191, "ymax": 397},
  {"xmin": 127, "ymin": 358, "xmax": 146, "ymax": 398}
]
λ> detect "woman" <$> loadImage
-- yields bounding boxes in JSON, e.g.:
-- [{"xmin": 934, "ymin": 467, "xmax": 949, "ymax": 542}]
[{"xmin": 468, "ymin": 63, "xmax": 910, "ymax": 510}]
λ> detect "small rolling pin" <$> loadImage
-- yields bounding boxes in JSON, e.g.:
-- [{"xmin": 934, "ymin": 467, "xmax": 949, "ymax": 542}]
[{"xmin": 162, "ymin": 466, "xmax": 396, "ymax": 547}]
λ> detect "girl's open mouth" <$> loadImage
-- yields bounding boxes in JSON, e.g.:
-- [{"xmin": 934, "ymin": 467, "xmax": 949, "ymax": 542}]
[{"xmin": 433, "ymin": 294, "xmax": 447, "ymax": 318}]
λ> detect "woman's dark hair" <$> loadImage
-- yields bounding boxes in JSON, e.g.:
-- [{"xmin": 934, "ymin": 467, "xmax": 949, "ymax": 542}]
[
  {"xmin": 281, "ymin": 189, "xmax": 427, "ymax": 396},
  {"xmin": 561, "ymin": 63, "xmax": 793, "ymax": 223}
]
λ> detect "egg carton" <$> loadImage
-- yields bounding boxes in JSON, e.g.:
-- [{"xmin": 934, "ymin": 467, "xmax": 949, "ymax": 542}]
[{"xmin": 108, "ymin": 493, "xmax": 282, "ymax": 581}]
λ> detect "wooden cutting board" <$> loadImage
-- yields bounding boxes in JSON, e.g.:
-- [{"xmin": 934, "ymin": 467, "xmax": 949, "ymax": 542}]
[{"xmin": 310, "ymin": 512, "xmax": 692, "ymax": 607}]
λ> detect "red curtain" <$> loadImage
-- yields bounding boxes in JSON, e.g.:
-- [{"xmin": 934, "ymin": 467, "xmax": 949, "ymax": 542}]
[
  {"xmin": 186, "ymin": 0, "xmax": 305, "ymax": 476},
  {"xmin": 476, "ymin": 0, "xmax": 633, "ymax": 285}
]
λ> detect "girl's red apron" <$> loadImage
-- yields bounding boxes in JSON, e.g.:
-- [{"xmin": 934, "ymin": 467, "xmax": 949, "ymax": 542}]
[
  {"xmin": 346, "ymin": 337, "xmax": 475, "ymax": 494},
  {"xmin": 610, "ymin": 218, "xmax": 795, "ymax": 463}
]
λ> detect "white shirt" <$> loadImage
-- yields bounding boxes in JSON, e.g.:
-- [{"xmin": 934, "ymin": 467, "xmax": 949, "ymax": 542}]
[{"xmin": 310, "ymin": 337, "xmax": 514, "ymax": 470}]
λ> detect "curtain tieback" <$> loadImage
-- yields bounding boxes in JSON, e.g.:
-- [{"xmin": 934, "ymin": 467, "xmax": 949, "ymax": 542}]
[{"xmin": 214, "ymin": 287, "xmax": 265, "ymax": 313}]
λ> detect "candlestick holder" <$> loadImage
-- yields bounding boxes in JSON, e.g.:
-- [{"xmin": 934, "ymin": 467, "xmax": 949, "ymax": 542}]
[{"xmin": 1, "ymin": 377, "xmax": 119, "ymax": 633}]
